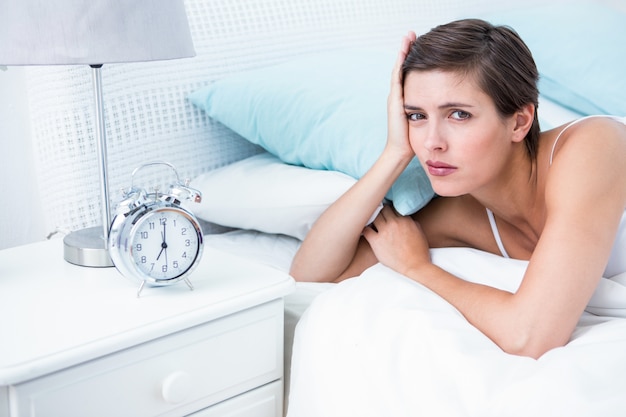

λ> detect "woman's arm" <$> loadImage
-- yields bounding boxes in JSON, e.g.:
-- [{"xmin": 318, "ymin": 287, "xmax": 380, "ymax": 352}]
[
  {"xmin": 289, "ymin": 32, "xmax": 417, "ymax": 282},
  {"xmin": 289, "ymin": 152, "xmax": 408, "ymax": 282},
  {"xmin": 365, "ymin": 118, "xmax": 626, "ymax": 358}
]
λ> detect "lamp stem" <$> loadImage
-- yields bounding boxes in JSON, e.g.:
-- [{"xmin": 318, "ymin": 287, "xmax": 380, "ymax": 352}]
[
  {"xmin": 62, "ymin": 65, "xmax": 114, "ymax": 267},
  {"xmin": 91, "ymin": 64, "xmax": 111, "ymax": 241}
]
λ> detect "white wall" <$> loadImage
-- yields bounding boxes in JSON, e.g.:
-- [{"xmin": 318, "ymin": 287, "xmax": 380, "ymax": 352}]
[{"xmin": 0, "ymin": 67, "xmax": 46, "ymax": 249}]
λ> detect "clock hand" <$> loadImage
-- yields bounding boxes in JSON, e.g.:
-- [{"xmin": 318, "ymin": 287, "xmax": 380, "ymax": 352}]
[
  {"xmin": 161, "ymin": 220, "xmax": 169, "ymax": 266},
  {"xmin": 156, "ymin": 244, "xmax": 165, "ymax": 261},
  {"xmin": 157, "ymin": 223, "xmax": 168, "ymax": 261}
]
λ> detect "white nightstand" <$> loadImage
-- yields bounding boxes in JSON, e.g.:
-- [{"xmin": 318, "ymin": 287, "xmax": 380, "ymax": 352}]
[{"xmin": 0, "ymin": 238, "xmax": 294, "ymax": 417}]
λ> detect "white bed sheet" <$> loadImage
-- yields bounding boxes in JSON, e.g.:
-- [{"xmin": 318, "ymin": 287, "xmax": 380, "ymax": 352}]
[{"xmin": 287, "ymin": 258, "xmax": 626, "ymax": 417}]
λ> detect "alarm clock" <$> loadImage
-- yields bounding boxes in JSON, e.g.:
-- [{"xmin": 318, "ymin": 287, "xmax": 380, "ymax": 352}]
[{"xmin": 108, "ymin": 162, "xmax": 204, "ymax": 296}]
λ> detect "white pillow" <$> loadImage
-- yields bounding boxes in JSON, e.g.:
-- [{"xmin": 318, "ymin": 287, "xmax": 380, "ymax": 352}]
[{"xmin": 191, "ymin": 153, "xmax": 361, "ymax": 240}]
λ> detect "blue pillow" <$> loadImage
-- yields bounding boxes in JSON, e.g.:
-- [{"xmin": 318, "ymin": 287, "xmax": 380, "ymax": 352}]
[
  {"xmin": 188, "ymin": 49, "xmax": 434, "ymax": 215},
  {"xmin": 482, "ymin": 3, "xmax": 626, "ymax": 116}
]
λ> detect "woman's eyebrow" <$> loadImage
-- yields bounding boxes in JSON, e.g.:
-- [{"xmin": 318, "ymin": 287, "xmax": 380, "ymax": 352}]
[
  {"xmin": 439, "ymin": 102, "xmax": 474, "ymax": 109},
  {"xmin": 404, "ymin": 102, "xmax": 474, "ymax": 111},
  {"xmin": 404, "ymin": 104, "xmax": 423, "ymax": 111}
]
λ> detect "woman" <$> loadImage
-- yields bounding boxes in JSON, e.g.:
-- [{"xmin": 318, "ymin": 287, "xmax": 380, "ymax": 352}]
[{"xmin": 290, "ymin": 19, "xmax": 626, "ymax": 358}]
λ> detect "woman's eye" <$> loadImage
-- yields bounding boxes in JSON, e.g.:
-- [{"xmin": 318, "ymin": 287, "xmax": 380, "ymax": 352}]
[
  {"xmin": 407, "ymin": 112, "xmax": 425, "ymax": 121},
  {"xmin": 451, "ymin": 110, "xmax": 471, "ymax": 120}
]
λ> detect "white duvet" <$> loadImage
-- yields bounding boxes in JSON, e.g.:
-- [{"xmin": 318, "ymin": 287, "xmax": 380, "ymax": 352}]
[{"xmin": 287, "ymin": 248, "xmax": 626, "ymax": 417}]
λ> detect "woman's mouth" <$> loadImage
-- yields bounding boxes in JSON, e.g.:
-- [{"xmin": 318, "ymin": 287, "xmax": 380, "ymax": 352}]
[{"xmin": 426, "ymin": 160, "xmax": 457, "ymax": 176}]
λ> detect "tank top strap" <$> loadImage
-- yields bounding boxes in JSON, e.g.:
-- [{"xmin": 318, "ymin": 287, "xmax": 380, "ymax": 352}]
[
  {"xmin": 549, "ymin": 115, "xmax": 626, "ymax": 165},
  {"xmin": 486, "ymin": 208, "xmax": 510, "ymax": 258}
]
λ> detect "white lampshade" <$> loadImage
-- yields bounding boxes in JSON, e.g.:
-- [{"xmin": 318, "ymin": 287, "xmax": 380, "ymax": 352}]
[{"xmin": 0, "ymin": 0, "xmax": 195, "ymax": 65}]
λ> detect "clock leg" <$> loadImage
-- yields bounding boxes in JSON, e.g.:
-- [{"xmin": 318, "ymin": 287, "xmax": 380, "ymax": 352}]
[
  {"xmin": 184, "ymin": 278, "xmax": 194, "ymax": 291},
  {"xmin": 137, "ymin": 281, "xmax": 146, "ymax": 298}
]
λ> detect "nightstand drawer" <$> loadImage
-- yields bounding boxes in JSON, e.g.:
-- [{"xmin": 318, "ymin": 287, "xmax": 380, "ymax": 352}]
[
  {"xmin": 190, "ymin": 380, "xmax": 282, "ymax": 417},
  {"xmin": 12, "ymin": 300, "xmax": 283, "ymax": 417}
]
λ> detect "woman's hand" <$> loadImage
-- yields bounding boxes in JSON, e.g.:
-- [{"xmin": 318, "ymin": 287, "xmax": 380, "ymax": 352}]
[
  {"xmin": 362, "ymin": 205, "xmax": 431, "ymax": 277},
  {"xmin": 385, "ymin": 31, "xmax": 417, "ymax": 162}
]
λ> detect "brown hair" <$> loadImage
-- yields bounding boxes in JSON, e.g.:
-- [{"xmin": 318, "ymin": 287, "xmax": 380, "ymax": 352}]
[{"xmin": 402, "ymin": 19, "xmax": 540, "ymax": 162}]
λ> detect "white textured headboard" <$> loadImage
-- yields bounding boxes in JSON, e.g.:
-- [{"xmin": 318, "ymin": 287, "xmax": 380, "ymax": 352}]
[{"xmin": 22, "ymin": 0, "xmax": 559, "ymax": 238}]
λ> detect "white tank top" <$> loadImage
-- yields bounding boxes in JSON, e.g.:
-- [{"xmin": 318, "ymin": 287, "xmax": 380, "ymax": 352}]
[{"xmin": 487, "ymin": 115, "xmax": 626, "ymax": 277}]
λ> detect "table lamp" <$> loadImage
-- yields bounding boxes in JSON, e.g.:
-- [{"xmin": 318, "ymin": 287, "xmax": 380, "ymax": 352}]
[{"xmin": 0, "ymin": 0, "xmax": 196, "ymax": 267}]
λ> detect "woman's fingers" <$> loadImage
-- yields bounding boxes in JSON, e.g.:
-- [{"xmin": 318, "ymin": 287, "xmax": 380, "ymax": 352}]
[
  {"xmin": 369, "ymin": 205, "xmax": 400, "ymax": 232},
  {"xmin": 392, "ymin": 31, "xmax": 416, "ymax": 84}
]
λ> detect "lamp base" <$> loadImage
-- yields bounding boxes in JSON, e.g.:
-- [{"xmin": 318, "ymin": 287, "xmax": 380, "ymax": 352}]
[{"xmin": 63, "ymin": 226, "xmax": 114, "ymax": 267}]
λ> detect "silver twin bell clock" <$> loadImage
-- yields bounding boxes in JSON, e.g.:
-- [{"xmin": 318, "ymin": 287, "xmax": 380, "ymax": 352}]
[{"xmin": 108, "ymin": 161, "xmax": 204, "ymax": 297}]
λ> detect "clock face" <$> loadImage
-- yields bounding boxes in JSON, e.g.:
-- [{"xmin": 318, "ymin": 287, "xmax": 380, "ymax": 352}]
[{"xmin": 129, "ymin": 208, "xmax": 201, "ymax": 281}]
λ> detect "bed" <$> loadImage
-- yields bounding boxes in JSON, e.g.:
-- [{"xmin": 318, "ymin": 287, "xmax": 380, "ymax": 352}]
[{"xmin": 21, "ymin": 0, "xmax": 626, "ymax": 416}]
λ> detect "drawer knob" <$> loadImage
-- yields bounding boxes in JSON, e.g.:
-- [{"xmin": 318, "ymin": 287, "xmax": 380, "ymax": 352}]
[{"xmin": 161, "ymin": 371, "xmax": 193, "ymax": 404}]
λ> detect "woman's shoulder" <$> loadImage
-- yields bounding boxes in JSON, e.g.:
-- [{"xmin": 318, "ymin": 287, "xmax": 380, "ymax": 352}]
[
  {"xmin": 542, "ymin": 115, "xmax": 626, "ymax": 209},
  {"xmin": 544, "ymin": 115, "xmax": 626, "ymax": 167}
]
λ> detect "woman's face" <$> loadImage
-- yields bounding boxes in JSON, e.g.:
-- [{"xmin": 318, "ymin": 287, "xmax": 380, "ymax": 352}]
[{"xmin": 403, "ymin": 70, "xmax": 517, "ymax": 197}]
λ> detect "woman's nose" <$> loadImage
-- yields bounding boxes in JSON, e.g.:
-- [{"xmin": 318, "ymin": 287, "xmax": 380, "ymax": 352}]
[{"xmin": 422, "ymin": 123, "xmax": 447, "ymax": 152}]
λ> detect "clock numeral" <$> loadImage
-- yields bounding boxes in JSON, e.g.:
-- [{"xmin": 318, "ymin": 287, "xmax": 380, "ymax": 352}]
[
  {"xmin": 181, "ymin": 227, "xmax": 187, "ymax": 236},
  {"xmin": 135, "ymin": 243, "xmax": 142, "ymax": 252},
  {"xmin": 160, "ymin": 218, "xmax": 167, "ymax": 225},
  {"xmin": 162, "ymin": 265, "xmax": 168, "ymax": 273},
  {"xmin": 140, "ymin": 231, "xmax": 149, "ymax": 239},
  {"xmin": 141, "ymin": 256, "xmax": 147, "ymax": 264},
  {"xmin": 185, "ymin": 239, "xmax": 191, "ymax": 247},
  {"xmin": 173, "ymin": 261, "xmax": 179, "ymax": 269},
  {"xmin": 182, "ymin": 252, "xmax": 187, "ymax": 258},
  {"xmin": 148, "ymin": 222, "xmax": 156, "ymax": 230}
]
